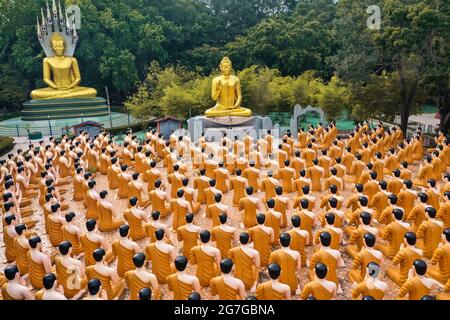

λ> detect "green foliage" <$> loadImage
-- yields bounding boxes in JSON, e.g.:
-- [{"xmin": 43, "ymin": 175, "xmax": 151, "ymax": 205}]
[
  {"xmin": 0, "ymin": 0, "xmax": 448, "ymax": 132},
  {"xmin": 126, "ymin": 64, "xmax": 350, "ymax": 121},
  {"xmin": 0, "ymin": 136, "xmax": 15, "ymax": 156},
  {"xmin": 0, "ymin": 63, "xmax": 30, "ymax": 109},
  {"xmin": 331, "ymin": 0, "xmax": 449, "ymax": 132},
  {"xmin": 225, "ymin": 4, "xmax": 337, "ymax": 78},
  {"xmin": 349, "ymin": 71, "xmax": 423, "ymax": 123},
  {"xmin": 316, "ymin": 76, "xmax": 351, "ymax": 122},
  {"xmin": 105, "ymin": 121, "xmax": 152, "ymax": 136}
]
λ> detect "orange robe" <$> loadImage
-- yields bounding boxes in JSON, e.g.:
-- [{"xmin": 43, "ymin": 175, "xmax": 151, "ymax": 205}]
[
  {"xmin": 269, "ymin": 250, "xmax": 298, "ymax": 294},
  {"xmin": 301, "ymin": 281, "xmax": 335, "ymax": 300},
  {"xmin": 249, "ymin": 226, "xmax": 272, "ymax": 267},
  {"xmin": 211, "ymin": 226, "xmax": 234, "ymax": 259},
  {"xmin": 210, "ymin": 276, "xmax": 241, "ymax": 300},
  {"xmin": 112, "ymin": 241, "xmax": 136, "ymax": 277},
  {"xmin": 145, "ymin": 244, "xmax": 175, "ymax": 284},
  {"xmin": 86, "ymin": 266, "xmax": 124, "ymax": 300},
  {"xmin": 124, "ymin": 270, "xmax": 161, "ymax": 301},
  {"xmin": 238, "ymin": 197, "xmax": 258, "ymax": 229},
  {"xmin": 256, "ymin": 281, "xmax": 286, "ymax": 300},
  {"xmin": 167, "ymin": 273, "xmax": 194, "ymax": 300},
  {"xmin": 229, "ymin": 247, "xmax": 257, "ymax": 290},
  {"xmin": 55, "ymin": 258, "xmax": 87, "ymax": 298},
  {"xmin": 177, "ymin": 226, "xmax": 199, "ymax": 258},
  {"xmin": 190, "ymin": 246, "xmax": 219, "ymax": 287},
  {"xmin": 386, "ymin": 247, "xmax": 422, "ymax": 286}
]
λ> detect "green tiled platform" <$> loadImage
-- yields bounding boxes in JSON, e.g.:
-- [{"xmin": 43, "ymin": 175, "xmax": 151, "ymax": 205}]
[{"xmin": 22, "ymin": 97, "xmax": 109, "ymax": 121}]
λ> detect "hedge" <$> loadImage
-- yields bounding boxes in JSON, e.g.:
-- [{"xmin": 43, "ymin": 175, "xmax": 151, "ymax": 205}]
[
  {"xmin": 0, "ymin": 112, "xmax": 20, "ymax": 122},
  {"xmin": 0, "ymin": 136, "xmax": 15, "ymax": 157},
  {"xmin": 105, "ymin": 120, "xmax": 155, "ymax": 136}
]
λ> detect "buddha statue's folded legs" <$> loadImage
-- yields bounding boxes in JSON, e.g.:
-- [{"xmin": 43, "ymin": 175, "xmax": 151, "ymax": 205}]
[
  {"xmin": 31, "ymin": 87, "xmax": 97, "ymax": 100},
  {"xmin": 205, "ymin": 106, "xmax": 252, "ymax": 118}
]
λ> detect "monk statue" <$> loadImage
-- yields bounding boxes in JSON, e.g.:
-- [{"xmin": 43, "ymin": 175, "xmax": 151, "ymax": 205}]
[
  {"xmin": 205, "ymin": 57, "xmax": 252, "ymax": 118},
  {"xmin": 229, "ymin": 232, "xmax": 260, "ymax": 292},
  {"xmin": 269, "ymin": 233, "xmax": 301, "ymax": 295},
  {"xmin": 35, "ymin": 273, "xmax": 67, "ymax": 300},
  {"xmin": 166, "ymin": 256, "xmax": 201, "ymax": 300},
  {"xmin": 189, "ymin": 230, "xmax": 221, "ymax": 287},
  {"xmin": 124, "ymin": 253, "xmax": 160, "ymax": 300},
  {"xmin": 397, "ymin": 259, "xmax": 443, "ymax": 300},
  {"xmin": 351, "ymin": 262, "xmax": 387, "ymax": 300},
  {"xmin": 31, "ymin": 32, "xmax": 97, "ymax": 100},
  {"xmin": 256, "ymin": 263, "xmax": 291, "ymax": 300},
  {"xmin": 301, "ymin": 263, "xmax": 337, "ymax": 300},
  {"xmin": 86, "ymin": 278, "xmax": 107, "ymax": 300},
  {"xmin": 1, "ymin": 265, "xmax": 34, "ymax": 300},
  {"xmin": 210, "ymin": 259, "xmax": 246, "ymax": 300}
]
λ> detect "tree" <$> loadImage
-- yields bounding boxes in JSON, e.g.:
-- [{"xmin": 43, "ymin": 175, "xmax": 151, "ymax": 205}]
[
  {"xmin": 0, "ymin": 63, "xmax": 30, "ymax": 109},
  {"xmin": 331, "ymin": 0, "xmax": 449, "ymax": 134},
  {"xmin": 204, "ymin": 0, "xmax": 297, "ymax": 44},
  {"xmin": 316, "ymin": 76, "xmax": 351, "ymax": 122},
  {"xmin": 224, "ymin": 0, "xmax": 337, "ymax": 77}
]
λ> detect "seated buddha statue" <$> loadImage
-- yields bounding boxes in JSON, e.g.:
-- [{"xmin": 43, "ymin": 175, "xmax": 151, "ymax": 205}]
[
  {"xmin": 112, "ymin": 225, "xmax": 143, "ymax": 278},
  {"xmin": 427, "ymin": 228, "xmax": 450, "ymax": 284},
  {"xmin": 31, "ymin": 33, "xmax": 96, "ymax": 100},
  {"xmin": 177, "ymin": 213, "xmax": 202, "ymax": 259},
  {"xmin": 205, "ymin": 57, "xmax": 252, "ymax": 118},
  {"xmin": 27, "ymin": 236, "xmax": 52, "ymax": 290},
  {"xmin": 211, "ymin": 213, "xmax": 237, "ymax": 260},
  {"xmin": 145, "ymin": 229, "xmax": 177, "ymax": 284},
  {"xmin": 55, "ymin": 241, "xmax": 87, "ymax": 299},
  {"xmin": 386, "ymin": 232, "xmax": 423, "ymax": 287}
]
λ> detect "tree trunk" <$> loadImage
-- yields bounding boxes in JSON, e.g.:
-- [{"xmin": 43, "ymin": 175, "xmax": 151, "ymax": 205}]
[
  {"xmin": 398, "ymin": 59, "xmax": 418, "ymax": 136},
  {"xmin": 400, "ymin": 106, "xmax": 410, "ymax": 136}
]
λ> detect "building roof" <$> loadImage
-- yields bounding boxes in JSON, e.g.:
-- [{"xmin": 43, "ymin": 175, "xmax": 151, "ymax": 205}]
[
  {"xmin": 155, "ymin": 116, "xmax": 181, "ymax": 123},
  {"xmin": 71, "ymin": 121, "xmax": 103, "ymax": 130}
]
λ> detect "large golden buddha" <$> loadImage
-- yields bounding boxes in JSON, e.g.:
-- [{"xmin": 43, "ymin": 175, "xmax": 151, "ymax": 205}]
[
  {"xmin": 205, "ymin": 57, "xmax": 252, "ymax": 118},
  {"xmin": 31, "ymin": 32, "xmax": 97, "ymax": 100}
]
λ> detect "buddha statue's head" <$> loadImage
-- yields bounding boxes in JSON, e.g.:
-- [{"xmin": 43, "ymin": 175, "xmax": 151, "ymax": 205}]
[
  {"xmin": 50, "ymin": 32, "xmax": 66, "ymax": 57},
  {"xmin": 220, "ymin": 57, "xmax": 233, "ymax": 76}
]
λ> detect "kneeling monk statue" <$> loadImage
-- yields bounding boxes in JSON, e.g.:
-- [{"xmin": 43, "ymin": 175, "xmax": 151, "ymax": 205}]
[{"xmin": 205, "ymin": 57, "xmax": 252, "ymax": 118}]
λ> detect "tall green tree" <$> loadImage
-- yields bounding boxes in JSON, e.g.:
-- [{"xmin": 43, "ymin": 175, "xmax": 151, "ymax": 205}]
[
  {"xmin": 331, "ymin": 0, "xmax": 449, "ymax": 134},
  {"xmin": 224, "ymin": 0, "xmax": 337, "ymax": 77}
]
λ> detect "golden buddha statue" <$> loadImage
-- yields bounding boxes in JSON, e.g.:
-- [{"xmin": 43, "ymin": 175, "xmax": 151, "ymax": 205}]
[
  {"xmin": 31, "ymin": 32, "xmax": 97, "ymax": 100},
  {"xmin": 205, "ymin": 57, "xmax": 252, "ymax": 118}
]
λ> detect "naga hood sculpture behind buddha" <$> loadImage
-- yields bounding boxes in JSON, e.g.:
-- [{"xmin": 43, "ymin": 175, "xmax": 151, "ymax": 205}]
[{"xmin": 31, "ymin": 0, "xmax": 96, "ymax": 100}]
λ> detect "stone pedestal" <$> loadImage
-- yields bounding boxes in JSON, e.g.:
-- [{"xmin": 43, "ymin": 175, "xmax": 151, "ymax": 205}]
[
  {"xmin": 187, "ymin": 115, "xmax": 274, "ymax": 141},
  {"xmin": 21, "ymin": 97, "xmax": 109, "ymax": 121}
]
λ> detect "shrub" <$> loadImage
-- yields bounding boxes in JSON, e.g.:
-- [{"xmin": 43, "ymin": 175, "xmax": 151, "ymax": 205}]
[
  {"xmin": 105, "ymin": 121, "xmax": 154, "ymax": 136},
  {"xmin": 0, "ymin": 136, "xmax": 15, "ymax": 157}
]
